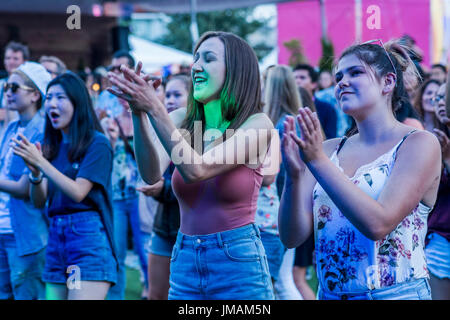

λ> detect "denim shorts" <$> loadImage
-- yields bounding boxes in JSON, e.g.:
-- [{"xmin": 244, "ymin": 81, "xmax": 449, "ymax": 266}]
[
  {"xmin": 426, "ymin": 232, "xmax": 450, "ymax": 279},
  {"xmin": 259, "ymin": 231, "xmax": 285, "ymax": 281},
  {"xmin": 42, "ymin": 211, "xmax": 117, "ymax": 285},
  {"xmin": 168, "ymin": 223, "xmax": 275, "ymax": 300},
  {"xmin": 318, "ymin": 278, "xmax": 432, "ymax": 300},
  {"xmin": 150, "ymin": 232, "xmax": 176, "ymax": 258}
]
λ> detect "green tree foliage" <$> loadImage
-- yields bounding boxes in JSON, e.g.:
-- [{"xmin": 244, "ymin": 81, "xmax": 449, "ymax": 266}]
[
  {"xmin": 318, "ymin": 37, "xmax": 335, "ymax": 72},
  {"xmin": 155, "ymin": 8, "xmax": 273, "ymax": 61},
  {"xmin": 283, "ymin": 39, "xmax": 308, "ymax": 67}
]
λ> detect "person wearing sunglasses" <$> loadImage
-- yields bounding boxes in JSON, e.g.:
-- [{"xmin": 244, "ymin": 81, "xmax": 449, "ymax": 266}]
[
  {"xmin": 279, "ymin": 39, "xmax": 441, "ymax": 300},
  {"xmin": 0, "ymin": 62, "xmax": 51, "ymax": 299}
]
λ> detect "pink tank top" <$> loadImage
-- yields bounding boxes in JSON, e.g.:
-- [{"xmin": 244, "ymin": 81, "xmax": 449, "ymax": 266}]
[{"xmin": 172, "ymin": 165, "xmax": 263, "ymax": 235}]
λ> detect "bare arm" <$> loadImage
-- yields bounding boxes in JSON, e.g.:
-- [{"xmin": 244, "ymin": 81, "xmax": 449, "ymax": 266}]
[
  {"xmin": 30, "ymin": 177, "xmax": 48, "ymax": 208},
  {"xmin": 132, "ymin": 108, "xmax": 184, "ymax": 185},
  {"xmin": 278, "ymin": 114, "xmax": 339, "ymax": 248},
  {"xmin": 148, "ymin": 110, "xmax": 274, "ymax": 183},
  {"xmin": 108, "ymin": 65, "xmax": 274, "ymax": 183},
  {"xmin": 294, "ymin": 109, "xmax": 442, "ymax": 241},
  {"xmin": 0, "ymin": 175, "xmax": 29, "ymax": 199},
  {"xmin": 12, "ymin": 134, "xmax": 95, "ymax": 204},
  {"xmin": 38, "ymin": 159, "xmax": 94, "ymax": 203}
]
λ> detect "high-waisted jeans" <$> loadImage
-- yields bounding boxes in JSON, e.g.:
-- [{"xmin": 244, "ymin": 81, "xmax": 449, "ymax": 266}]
[{"xmin": 168, "ymin": 223, "xmax": 275, "ymax": 300}]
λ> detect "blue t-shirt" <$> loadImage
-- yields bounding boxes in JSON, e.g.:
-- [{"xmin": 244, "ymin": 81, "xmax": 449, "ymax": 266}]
[{"xmin": 47, "ymin": 131, "xmax": 113, "ymax": 217}]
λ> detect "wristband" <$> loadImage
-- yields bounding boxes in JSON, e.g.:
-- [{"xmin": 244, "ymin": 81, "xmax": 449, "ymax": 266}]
[{"xmin": 28, "ymin": 171, "xmax": 43, "ymax": 185}]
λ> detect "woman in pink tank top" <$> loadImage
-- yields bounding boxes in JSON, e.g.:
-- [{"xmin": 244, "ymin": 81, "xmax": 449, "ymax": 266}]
[
  {"xmin": 107, "ymin": 31, "xmax": 278, "ymax": 299},
  {"xmin": 278, "ymin": 40, "xmax": 442, "ymax": 300}
]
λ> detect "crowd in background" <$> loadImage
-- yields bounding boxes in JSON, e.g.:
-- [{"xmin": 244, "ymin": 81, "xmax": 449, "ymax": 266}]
[{"xmin": 0, "ymin": 32, "xmax": 448, "ymax": 300}]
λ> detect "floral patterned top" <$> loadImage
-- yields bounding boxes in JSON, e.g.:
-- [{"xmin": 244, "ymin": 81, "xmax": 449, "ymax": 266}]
[
  {"xmin": 313, "ymin": 131, "xmax": 432, "ymax": 293},
  {"xmin": 255, "ymin": 181, "xmax": 280, "ymax": 235},
  {"xmin": 111, "ymin": 138, "xmax": 139, "ymax": 201}
]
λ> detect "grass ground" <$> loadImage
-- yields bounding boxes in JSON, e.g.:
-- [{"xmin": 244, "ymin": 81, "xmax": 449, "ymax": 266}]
[{"xmin": 124, "ymin": 265, "xmax": 319, "ymax": 300}]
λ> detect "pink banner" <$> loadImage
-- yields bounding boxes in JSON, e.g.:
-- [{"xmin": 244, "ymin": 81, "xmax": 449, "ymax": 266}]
[{"xmin": 278, "ymin": 0, "xmax": 431, "ymax": 68}]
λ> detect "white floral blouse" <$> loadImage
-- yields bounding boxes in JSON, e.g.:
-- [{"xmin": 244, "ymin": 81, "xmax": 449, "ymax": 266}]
[{"xmin": 313, "ymin": 131, "xmax": 431, "ymax": 293}]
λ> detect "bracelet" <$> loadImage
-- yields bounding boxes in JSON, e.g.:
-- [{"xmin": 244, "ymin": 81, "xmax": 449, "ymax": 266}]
[{"xmin": 28, "ymin": 171, "xmax": 43, "ymax": 185}]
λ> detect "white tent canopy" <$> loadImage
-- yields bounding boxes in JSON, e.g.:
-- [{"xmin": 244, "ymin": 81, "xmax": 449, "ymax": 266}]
[
  {"xmin": 129, "ymin": 35, "xmax": 192, "ymax": 73},
  {"xmin": 259, "ymin": 48, "xmax": 278, "ymax": 71}
]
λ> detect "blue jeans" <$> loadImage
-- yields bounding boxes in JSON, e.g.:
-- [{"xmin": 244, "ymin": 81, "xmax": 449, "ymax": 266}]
[
  {"xmin": 425, "ymin": 233, "xmax": 450, "ymax": 280},
  {"xmin": 0, "ymin": 233, "xmax": 45, "ymax": 300},
  {"xmin": 150, "ymin": 232, "xmax": 176, "ymax": 258},
  {"xmin": 318, "ymin": 278, "xmax": 432, "ymax": 300},
  {"xmin": 107, "ymin": 198, "xmax": 149, "ymax": 300},
  {"xmin": 168, "ymin": 223, "xmax": 275, "ymax": 300},
  {"xmin": 43, "ymin": 211, "xmax": 117, "ymax": 285},
  {"xmin": 259, "ymin": 231, "xmax": 286, "ymax": 281}
]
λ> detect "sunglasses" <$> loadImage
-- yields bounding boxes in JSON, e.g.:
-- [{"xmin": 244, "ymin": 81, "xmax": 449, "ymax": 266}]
[
  {"xmin": 361, "ymin": 39, "xmax": 397, "ymax": 76},
  {"xmin": 3, "ymin": 82, "xmax": 35, "ymax": 93}
]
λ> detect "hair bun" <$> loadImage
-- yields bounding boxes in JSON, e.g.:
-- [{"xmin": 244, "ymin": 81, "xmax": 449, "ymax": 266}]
[{"xmin": 385, "ymin": 39, "xmax": 421, "ymax": 89}]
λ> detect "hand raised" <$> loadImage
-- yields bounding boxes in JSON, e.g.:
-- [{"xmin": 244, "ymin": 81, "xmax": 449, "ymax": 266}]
[
  {"xmin": 291, "ymin": 107, "xmax": 326, "ymax": 163},
  {"xmin": 107, "ymin": 61, "xmax": 163, "ymax": 114},
  {"xmin": 281, "ymin": 115, "xmax": 306, "ymax": 178},
  {"xmin": 12, "ymin": 134, "xmax": 44, "ymax": 174}
]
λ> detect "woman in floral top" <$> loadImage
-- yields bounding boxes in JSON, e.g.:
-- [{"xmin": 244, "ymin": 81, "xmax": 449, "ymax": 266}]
[
  {"xmin": 101, "ymin": 116, "xmax": 148, "ymax": 300},
  {"xmin": 279, "ymin": 40, "xmax": 442, "ymax": 300}
]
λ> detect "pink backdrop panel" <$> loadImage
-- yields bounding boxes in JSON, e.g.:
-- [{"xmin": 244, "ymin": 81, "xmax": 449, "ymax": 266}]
[{"xmin": 278, "ymin": 0, "xmax": 430, "ymax": 68}]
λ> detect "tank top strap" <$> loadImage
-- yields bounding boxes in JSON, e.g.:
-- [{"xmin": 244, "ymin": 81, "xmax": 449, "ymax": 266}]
[{"xmin": 392, "ymin": 129, "xmax": 418, "ymax": 161}]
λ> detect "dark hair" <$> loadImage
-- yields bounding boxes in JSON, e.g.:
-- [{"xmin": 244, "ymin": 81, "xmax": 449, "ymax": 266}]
[
  {"xmin": 181, "ymin": 31, "xmax": 262, "ymax": 149},
  {"xmin": 431, "ymin": 64, "xmax": 447, "ymax": 74},
  {"xmin": 413, "ymin": 78, "xmax": 441, "ymax": 120},
  {"xmin": 43, "ymin": 72, "xmax": 104, "ymax": 162},
  {"xmin": 293, "ymin": 63, "xmax": 318, "ymax": 83},
  {"xmin": 113, "ymin": 50, "xmax": 135, "ymax": 68},
  {"xmin": 4, "ymin": 41, "xmax": 30, "ymax": 60}
]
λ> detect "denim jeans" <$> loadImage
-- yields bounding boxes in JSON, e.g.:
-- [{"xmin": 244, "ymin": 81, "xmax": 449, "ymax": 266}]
[
  {"xmin": 168, "ymin": 223, "xmax": 275, "ymax": 300},
  {"xmin": 107, "ymin": 197, "xmax": 149, "ymax": 300},
  {"xmin": 259, "ymin": 231, "xmax": 286, "ymax": 281},
  {"xmin": 150, "ymin": 232, "xmax": 176, "ymax": 258},
  {"xmin": 43, "ymin": 211, "xmax": 117, "ymax": 285},
  {"xmin": 318, "ymin": 278, "xmax": 432, "ymax": 300},
  {"xmin": 425, "ymin": 233, "xmax": 450, "ymax": 280},
  {"xmin": 0, "ymin": 233, "xmax": 46, "ymax": 300}
]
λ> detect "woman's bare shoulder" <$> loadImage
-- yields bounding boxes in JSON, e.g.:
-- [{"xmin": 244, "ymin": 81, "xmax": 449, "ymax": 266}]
[
  {"xmin": 169, "ymin": 107, "xmax": 187, "ymax": 128},
  {"xmin": 241, "ymin": 112, "xmax": 274, "ymax": 130}
]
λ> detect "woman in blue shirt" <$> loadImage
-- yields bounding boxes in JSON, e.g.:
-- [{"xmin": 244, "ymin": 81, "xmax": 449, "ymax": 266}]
[{"xmin": 13, "ymin": 72, "xmax": 117, "ymax": 300}]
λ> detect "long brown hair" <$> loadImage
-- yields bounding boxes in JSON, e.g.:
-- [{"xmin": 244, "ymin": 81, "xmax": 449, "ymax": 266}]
[
  {"xmin": 180, "ymin": 31, "xmax": 262, "ymax": 149},
  {"xmin": 263, "ymin": 65, "xmax": 303, "ymax": 125}
]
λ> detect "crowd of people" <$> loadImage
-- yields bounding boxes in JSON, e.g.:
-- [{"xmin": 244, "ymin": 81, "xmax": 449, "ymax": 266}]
[{"xmin": 0, "ymin": 31, "xmax": 448, "ymax": 300}]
